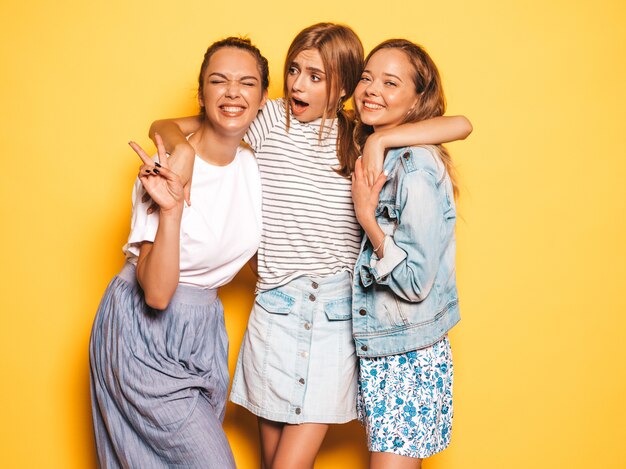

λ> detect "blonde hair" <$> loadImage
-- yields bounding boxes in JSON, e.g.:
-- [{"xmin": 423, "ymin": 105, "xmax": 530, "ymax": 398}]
[
  {"xmin": 283, "ymin": 23, "xmax": 363, "ymax": 177},
  {"xmin": 354, "ymin": 39, "xmax": 459, "ymax": 198}
]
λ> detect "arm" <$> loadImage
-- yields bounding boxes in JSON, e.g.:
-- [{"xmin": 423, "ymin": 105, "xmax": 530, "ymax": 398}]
[
  {"xmin": 136, "ymin": 209, "xmax": 182, "ymax": 310},
  {"xmin": 149, "ymin": 116, "xmax": 202, "ymax": 152},
  {"xmin": 148, "ymin": 116, "xmax": 202, "ymax": 204},
  {"xmin": 362, "ymin": 115, "xmax": 472, "ymax": 184},
  {"xmin": 129, "ymin": 135, "xmax": 185, "ymax": 309},
  {"xmin": 366, "ymin": 168, "xmax": 443, "ymax": 302},
  {"xmin": 351, "ymin": 158, "xmax": 387, "ymax": 257}
]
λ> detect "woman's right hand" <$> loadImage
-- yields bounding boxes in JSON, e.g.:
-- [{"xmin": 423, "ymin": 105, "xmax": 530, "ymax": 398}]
[{"xmin": 129, "ymin": 133, "xmax": 184, "ymax": 214}]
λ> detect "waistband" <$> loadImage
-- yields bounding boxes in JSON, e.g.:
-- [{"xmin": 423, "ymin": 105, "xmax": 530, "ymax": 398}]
[
  {"xmin": 267, "ymin": 270, "xmax": 353, "ymax": 301},
  {"xmin": 118, "ymin": 262, "xmax": 218, "ymax": 306}
]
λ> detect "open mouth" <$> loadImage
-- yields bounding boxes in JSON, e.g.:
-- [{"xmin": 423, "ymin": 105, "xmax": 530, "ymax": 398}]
[
  {"xmin": 219, "ymin": 105, "xmax": 246, "ymax": 116},
  {"xmin": 362, "ymin": 101, "xmax": 385, "ymax": 111},
  {"xmin": 291, "ymin": 97, "xmax": 309, "ymax": 115}
]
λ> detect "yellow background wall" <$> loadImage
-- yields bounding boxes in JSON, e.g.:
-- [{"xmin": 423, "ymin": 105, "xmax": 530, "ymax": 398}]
[{"xmin": 1, "ymin": 0, "xmax": 625, "ymax": 467}]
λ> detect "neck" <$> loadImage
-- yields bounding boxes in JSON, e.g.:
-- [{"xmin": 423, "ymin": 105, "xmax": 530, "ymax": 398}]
[{"xmin": 189, "ymin": 121, "xmax": 244, "ymax": 166}]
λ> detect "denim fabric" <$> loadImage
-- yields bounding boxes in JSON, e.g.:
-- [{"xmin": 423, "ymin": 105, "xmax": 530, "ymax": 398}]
[
  {"xmin": 230, "ymin": 271, "xmax": 358, "ymax": 424},
  {"xmin": 352, "ymin": 146, "xmax": 461, "ymax": 357}
]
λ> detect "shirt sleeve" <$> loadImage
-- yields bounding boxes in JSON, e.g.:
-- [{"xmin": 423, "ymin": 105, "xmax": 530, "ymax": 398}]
[
  {"xmin": 243, "ymin": 98, "xmax": 285, "ymax": 152},
  {"xmin": 366, "ymin": 168, "xmax": 444, "ymax": 302},
  {"xmin": 123, "ymin": 177, "xmax": 160, "ymax": 259}
]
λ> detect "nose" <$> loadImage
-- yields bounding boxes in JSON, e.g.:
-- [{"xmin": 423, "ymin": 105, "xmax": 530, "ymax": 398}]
[
  {"xmin": 291, "ymin": 74, "xmax": 305, "ymax": 93},
  {"xmin": 364, "ymin": 79, "xmax": 380, "ymax": 97},
  {"xmin": 225, "ymin": 81, "xmax": 241, "ymax": 99}
]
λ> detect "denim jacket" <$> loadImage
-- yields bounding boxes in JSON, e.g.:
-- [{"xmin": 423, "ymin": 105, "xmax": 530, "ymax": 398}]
[{"xmin": 352, "ymin": 145, "xmax": 460, "ymax": 357}]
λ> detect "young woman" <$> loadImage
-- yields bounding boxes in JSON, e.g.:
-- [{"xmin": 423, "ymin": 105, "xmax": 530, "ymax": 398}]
[
  {"xmin": 150, "ymin": 23, "xmax": 471, "ymax": 469},
  {"xmin": 89, "ymin": 37, "xmax": 269, "ymax": 469},
  {"xmin": 351, "ymin": 39, "xmax": 461, "ymax": 468}
]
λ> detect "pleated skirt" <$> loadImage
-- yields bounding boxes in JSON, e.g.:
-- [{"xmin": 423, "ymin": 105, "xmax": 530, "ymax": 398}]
[{"xmin": 89, "ymin": 263, "xmax": 235, "ymax": 469}]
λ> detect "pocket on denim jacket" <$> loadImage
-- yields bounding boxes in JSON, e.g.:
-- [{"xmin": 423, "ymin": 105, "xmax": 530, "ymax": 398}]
[
  {"xmin": 255, "ymin": 290, "xmax": 295, "ymax": 315},
  {"xmin": 324, "ymin": 297, "xmax": 352, "ymax": 321}
]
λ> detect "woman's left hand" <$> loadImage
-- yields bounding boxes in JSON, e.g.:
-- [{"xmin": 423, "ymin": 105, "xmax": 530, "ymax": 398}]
[
  {"xmin": 352, "ymin": 157, "xmax": 387, "ymax": 226},
  {"xmin": 129, "ymin": 134, "xmax": 184, "ymax": 214}
]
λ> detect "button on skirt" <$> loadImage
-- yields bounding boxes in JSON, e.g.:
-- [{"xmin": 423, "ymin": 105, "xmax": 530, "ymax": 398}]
[{"xmin": 230, "ymin": 271, "xmax": 358, "ymax": 424}]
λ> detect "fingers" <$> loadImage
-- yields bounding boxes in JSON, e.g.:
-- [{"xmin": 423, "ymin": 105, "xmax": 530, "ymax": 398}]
[
  {"xmin": 353, "ymin": 157, "xmax": 364, "ymax": 181},
  {"xmin": 153, "ymin": 132, "xmax": 170, "ymax": 169},
  {"xmin": 129, "ymin": 141, "xmax": 154, "ymax": 166},
  {"xmin": 138, "ymin": 164, "xmax": 155, "ymax": 180},
  {"xmin": 147, "ymin": 164, "xmax": 180, "ymax": 183},
  {"xmin": 372, "ymin": 171, "xmax": 388, "ymax": 194}
]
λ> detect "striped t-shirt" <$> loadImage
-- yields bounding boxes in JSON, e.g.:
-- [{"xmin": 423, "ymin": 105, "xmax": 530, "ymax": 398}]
[{"xmin": 244, "ymin": 98, "xmax": 362, "ymax": 292}]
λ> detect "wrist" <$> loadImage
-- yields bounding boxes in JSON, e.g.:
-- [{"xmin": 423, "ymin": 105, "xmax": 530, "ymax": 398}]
[
  {"xmin": 372, "ymin": 129, "xmax": 390, "ymax": 150},
  {"xmin": 356, "ymin": 210, "xmax": 376, "ymax": 227},
  {"xmin": 159, "ymin": 204, "xmax": 184, "ymax": 219}
]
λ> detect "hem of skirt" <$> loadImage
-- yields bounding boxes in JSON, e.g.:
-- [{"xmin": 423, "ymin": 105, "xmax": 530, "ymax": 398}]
[
  {"xmin": 229, "ymin": 393, "xmax": 357, "ymax": 424},
  {"xmin": 369, "ymin": 439, "xmax": 451, "ymax": 459}
]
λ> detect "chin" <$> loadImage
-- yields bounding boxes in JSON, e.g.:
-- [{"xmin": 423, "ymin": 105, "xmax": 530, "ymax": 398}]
[
  {"xmin": 216, "ymin": 122, "xmax": 248, "ymax": 136},
  {"xmin": 359, "ymin": 117, "xmax": 378, "ymax": 127}
]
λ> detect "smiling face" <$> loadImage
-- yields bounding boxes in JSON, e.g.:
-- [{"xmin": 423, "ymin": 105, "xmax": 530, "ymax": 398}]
[
  {"xmin": 285, "ymin": 48, "xmax": 333, "ymax": 123},
  {"xmin": 199, "ymin": 47, "xmax": 267, "ymax": 137},
  {"xmin": 354, "ymin": 48, "xmax": 419, "ymax": 132}
]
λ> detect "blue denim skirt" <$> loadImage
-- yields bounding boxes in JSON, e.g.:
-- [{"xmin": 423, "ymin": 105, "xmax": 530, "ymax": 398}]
[
  {"xmin": 230, "ymin": 271, "xmax": 358, "ymax": 424},
  {"xmin": 89, "ymin": 263, "xmax": 235, "ymax": 468}
]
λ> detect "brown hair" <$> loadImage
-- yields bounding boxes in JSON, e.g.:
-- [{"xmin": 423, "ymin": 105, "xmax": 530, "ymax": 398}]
[
  {"xmin": 354, "ymin": 39, "xmax": 459, "ymax": 198},
  {"xmin": 197, "ymin": 37, "xmax": 270, "ymax": 116},
  {"xmin": 283, "ymin": 23, "xmax": 364, "ymax": 177}
]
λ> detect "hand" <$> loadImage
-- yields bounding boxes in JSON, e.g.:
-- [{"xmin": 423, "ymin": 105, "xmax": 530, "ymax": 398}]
[
  {"xmin": 142, "ymin": 140, "xmax": 195, "ymax": 213},
  {"xmin": 361, "ymin": 133, "xmax": 385, "ymax": 186},
  {"xmin": 351, "ymin": 158, "xmax": 387, "ymax": 226},
  {"xmin": 129, "ymin": 133, "xmax": 184, "ymax": 214}
]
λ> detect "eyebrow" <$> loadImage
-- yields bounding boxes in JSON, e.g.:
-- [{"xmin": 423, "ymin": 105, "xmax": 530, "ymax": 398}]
[
  {"xmin": 208, "ymin": 72, "xmax": 259, "ymax": 81},
  {"xmin": 362, "ymin": 69, "xmax": 404, "ymax": 82},
  {"xmin": 291, "ymin": 61, "xmax": 326, "ymax": 75}
]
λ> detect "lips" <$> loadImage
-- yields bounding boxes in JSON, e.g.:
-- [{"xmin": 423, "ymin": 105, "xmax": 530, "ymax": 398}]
[
  {"xmin": 361, "ymin": 100, "xmax": 385, "ymax": 111},
  {"xmin": 219, "ymin": 104, "xmax": 246, "ymax": 117},
  {"xmin": 290, "ymin": 97, "xmax": 309, "ymax": 116}
]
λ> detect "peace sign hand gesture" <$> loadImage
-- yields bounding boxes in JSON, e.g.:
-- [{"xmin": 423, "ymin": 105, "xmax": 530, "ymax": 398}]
[{"xmin": 129, "ymin": 133, "xmax": 184, "ymax": 214}]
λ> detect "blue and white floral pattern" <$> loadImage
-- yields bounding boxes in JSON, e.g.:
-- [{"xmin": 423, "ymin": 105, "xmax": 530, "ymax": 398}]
[{"xmin": 357, "ymin": 336, "xmax": 454, "ymax": 459}]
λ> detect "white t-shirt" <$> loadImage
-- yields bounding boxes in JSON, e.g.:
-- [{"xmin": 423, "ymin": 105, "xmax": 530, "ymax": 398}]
[
  {"xmin": 244, "ymin": 98, "xmax": 362, "ymax": 292},
  {"xmin": 123, "ymin": 145, "xmax": 262, "ymax": 289}
]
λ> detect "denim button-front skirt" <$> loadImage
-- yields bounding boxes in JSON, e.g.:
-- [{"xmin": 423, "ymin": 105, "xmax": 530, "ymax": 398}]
[{"xmin": 230, "ymin": 271, "xmax": 358, "ymax": 424}]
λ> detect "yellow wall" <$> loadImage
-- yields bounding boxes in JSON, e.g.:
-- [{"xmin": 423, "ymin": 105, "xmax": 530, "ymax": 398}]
[{"xmin": 1, "ymin": 0, "xmax": 625, "ymax": 467}]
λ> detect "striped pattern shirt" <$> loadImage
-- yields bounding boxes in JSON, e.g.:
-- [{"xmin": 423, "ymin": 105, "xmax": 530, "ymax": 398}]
[{"xmin": 245, "ymin": 98, "xmax": 362, "ymax": 292}]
